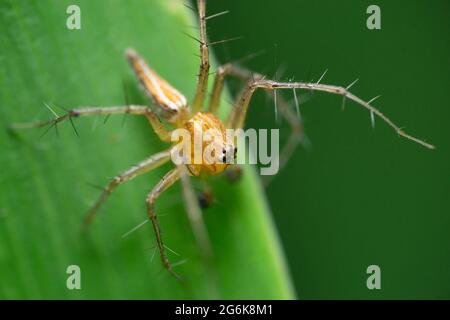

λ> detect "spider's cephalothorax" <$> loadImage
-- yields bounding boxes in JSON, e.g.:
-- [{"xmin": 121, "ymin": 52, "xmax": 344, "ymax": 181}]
[
  {"xmin": 127, "ymin": 49, "xmax": 236, "ymax": 176},
  {"xmin": 183, "ymin": 112, "xmax": 236, "ymax": 176},
  {"xmin": 10, "ymin": 0, "xmax": 432, "ymax": 282}
]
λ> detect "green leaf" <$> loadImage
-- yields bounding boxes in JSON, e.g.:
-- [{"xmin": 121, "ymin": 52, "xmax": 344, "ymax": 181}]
[{"xmin": 0, "ymin": 0, "xmax": 294, "ymax": 299}]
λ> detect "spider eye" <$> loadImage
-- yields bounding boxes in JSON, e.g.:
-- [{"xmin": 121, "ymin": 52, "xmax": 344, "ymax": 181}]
[
  {"xmin": 222, "ymin": 149, "xmax": 226, "ymax": 154},
  {"xmin": 222, "ymin": 155, "xmax": 226, "ymax": 163}
]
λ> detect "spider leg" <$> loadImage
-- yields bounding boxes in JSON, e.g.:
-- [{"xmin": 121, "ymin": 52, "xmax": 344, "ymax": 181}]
[
  {"xmin": 195, "ymin": 176, "xmax": 215, "ymax": 209},
  {"xmin": 83, "ymin": 149, "xmax": 172, "ymax": 227},
  {"xmin": 9, "ymin": 105, "xmax": 172, "ymax": 142},
  {"xmin": 146, "ymin": 168, "xmax": 182, "ymax": 281},
  {"xmin": 208, "ymin": 64, "xmax": 304, "ymax": 183},
  {"xmin": 229, "ymin": 78, "xmax": 434, "ymax": 149},
  {"xmin": 208, "ymin": 63, "xmax": 252, "ymax": 114},
  {"xmin": 178, "ymin": 166, "xmax": 218, "ymax": 297},
  {"xmin": 191, "ymin": 0, "xmax": 210, "ymax": 114}
]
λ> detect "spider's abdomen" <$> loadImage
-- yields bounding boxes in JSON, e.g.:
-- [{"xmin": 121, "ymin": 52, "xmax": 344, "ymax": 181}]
[
  {"xmin": 182, "ymin": 112, "xmax": 235, "ymax": 176},
  {"xmin": 126, "ymin": 48, "xmax": 190, "ymax": 126}
]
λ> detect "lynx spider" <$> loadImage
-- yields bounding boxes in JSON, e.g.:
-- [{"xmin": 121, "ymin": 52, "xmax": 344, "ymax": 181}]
[{"xmin": 10, "ymin": 0, "xmax": 434, "ymax": 282}]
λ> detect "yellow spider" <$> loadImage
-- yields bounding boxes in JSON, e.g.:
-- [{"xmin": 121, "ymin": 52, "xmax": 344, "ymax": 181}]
[{"xmin": 9, "ymin": 0, "xmax": 433, "ymax": 282}]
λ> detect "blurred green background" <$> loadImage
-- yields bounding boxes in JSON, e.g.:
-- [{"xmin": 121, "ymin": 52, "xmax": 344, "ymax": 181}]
[{"xmin": 207, "ymin": 0, "xmax": 450, "ymax": 298}]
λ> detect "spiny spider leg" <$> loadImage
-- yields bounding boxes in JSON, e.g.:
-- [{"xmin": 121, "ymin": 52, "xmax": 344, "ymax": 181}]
[
  {"xmin": 191, "ymin": 0, "xmax": 210, "ymax": 114},
  {"xmin": 228, "ymin": 79, "xmax": 435, "ymax": 150},
  {"xmin": 146, "ymin": 168, "xmax": 182, "ymax": 281},
  {"xmin": 9, "ymin": 105, "xmax": 172, "ymax": 142},
  {"xmin": 208, "ymin": 64, "xmax": 304, "ymax": 181},
  {"xmin": 83, "ymin": 150, "xmax": 172, "ymax": 227}
]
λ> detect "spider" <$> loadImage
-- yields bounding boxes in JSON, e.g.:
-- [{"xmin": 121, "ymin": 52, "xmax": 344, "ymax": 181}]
[{"xmin": 9, "ymin": 0, "xmax": 434, "ymax": 282}]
